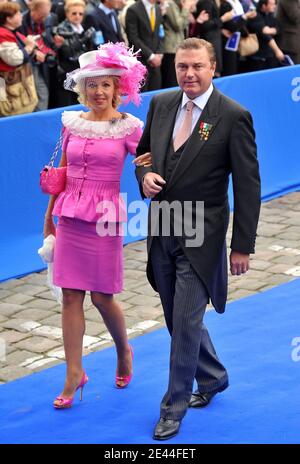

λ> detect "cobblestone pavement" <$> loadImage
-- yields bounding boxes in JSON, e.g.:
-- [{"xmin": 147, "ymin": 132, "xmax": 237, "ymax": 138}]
[{"xmin": 0, "ymin": 192, "xmax": 300, "ymax": 383}]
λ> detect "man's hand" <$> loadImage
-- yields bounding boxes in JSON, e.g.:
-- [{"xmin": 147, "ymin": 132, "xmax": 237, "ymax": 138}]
[
  {"xmin": 143, "ymin": 172, "xmax": 166, "ymax": 198},
  {"xmin": 230, "ymin": 251, "xmax": 250, "ymax": 275},
  {"xmin": 35, "ymin": 50, "xmax": 46, "ymax": 63},
  {"xmin": 148, "ymin": 54, "xmax": 163, "ymax": 68}
]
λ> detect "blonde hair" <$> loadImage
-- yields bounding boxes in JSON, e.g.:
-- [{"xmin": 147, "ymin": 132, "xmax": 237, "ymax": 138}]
[
  {"xmin": 65, "ymin": 0, "xmax": 86, "ymax": 12},
  {"xmin": 75, "ymin": 76, "xmax": 122, "ymax": 109}
]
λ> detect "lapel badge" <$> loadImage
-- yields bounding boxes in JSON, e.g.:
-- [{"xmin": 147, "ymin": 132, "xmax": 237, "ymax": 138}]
[{"xmin": 199, "ymin": 122, "xmax": 213, "ymax": 141}]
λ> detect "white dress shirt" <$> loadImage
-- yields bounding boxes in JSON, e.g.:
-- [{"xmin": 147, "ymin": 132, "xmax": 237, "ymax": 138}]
[
  {"xmin": 142, "ymin": 0, "xmax": 157, "ymax": 61},
  {"xmin": 173, "ymin": 83, "xmax": 214, "ymax": 138},
  {"xmin": 70, "ymin": 23, "xmax": 84, "ymax": 34},
  {"xmin": 227, "ymin": 0, "xmax": 245, "ymax": 16},
  {"xmin": 141, "ymin": 0, "xmax": 156, "ymax": 22}
]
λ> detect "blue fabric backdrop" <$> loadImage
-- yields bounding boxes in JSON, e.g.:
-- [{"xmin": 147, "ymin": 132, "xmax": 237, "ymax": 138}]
[
  {"xmin": 0, "ymin": 65, "xmax": 300, "ymax": 281},
  {"xmin": 1, "ymin": 279, "xmax": 300, "ymax": 444}
]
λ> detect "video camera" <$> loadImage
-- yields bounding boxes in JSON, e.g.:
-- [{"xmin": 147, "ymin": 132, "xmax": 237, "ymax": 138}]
[
  {"xmin": 32, "ymin": 34, "xmax": 57, "ymax": 67},
  {"xmin": 51, "ymin": 26, "xmax": 96, "ymax": 43}
]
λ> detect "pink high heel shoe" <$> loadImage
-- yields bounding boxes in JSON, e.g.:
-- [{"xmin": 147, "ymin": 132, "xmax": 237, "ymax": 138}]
[
  {"xmin": 115, "ymin": 345, "xmax": 134, "ymax": 389},
  {"xmin": 53, "ymin": 371, "xmax": 89, "ymax": 409}
]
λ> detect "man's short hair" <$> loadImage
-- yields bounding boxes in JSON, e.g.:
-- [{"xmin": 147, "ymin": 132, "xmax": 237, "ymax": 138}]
[
  {"xmin": 30, "ymin": 0, "xmax": 51, "ymax": 11},
  {"xmin": 176, "ymin": 38, "xmax": 216, "ymax": 65}
]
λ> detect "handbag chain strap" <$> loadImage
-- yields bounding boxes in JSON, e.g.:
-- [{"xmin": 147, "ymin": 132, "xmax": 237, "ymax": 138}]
[{"xmin": 48, "ymin": 131, "xmax": 63, "ymax": 168}]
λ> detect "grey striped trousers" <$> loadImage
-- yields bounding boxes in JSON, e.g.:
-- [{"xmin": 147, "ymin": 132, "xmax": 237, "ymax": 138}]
[{"xmin": 150, "ymin": 236, "xmax": 229, "ymax": 420}]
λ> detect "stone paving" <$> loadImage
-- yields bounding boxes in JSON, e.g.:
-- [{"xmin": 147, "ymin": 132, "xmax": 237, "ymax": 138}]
[{"xmin": 0, "ymin": 192, "xmax": 300, "ymax": 383}]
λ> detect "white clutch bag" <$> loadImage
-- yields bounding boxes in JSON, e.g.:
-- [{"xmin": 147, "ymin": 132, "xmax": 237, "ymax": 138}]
[{"xmin": 38, "ymin": 235, "xmax": 62, "ymax": 304}]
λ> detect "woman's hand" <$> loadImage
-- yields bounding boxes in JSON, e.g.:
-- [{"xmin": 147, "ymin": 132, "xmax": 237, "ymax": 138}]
[
  {"xmin": 222, "ymin": 29, "xmax": 232, "ymax": 39},
  {"xmin": 24, "ymin": 35, "xmax": 35, "ymax": 47},
  {"xmin": 159, "ymin": 0, "xmax": 169, "ymax": 16},
  {"xmin": 244, "ymin": 10, "xmax": 257, "ymax": 20},
  {"xmin": 132, "ymin": 152, "xmax": 152, "ymax": 167},
  {"xmin": 220, "ymin": 10, "xmax": 234, "ymax": 23},
  {"xmin": 197, "ymin": 10, "xmax": 209, "ymax": 24},
  {"xmin": 24, "ymin": 35, "xmax": 36, "ymax": 54},
  {"xmin": 44, "ymin": 216, "xmax": 56, "ymax": 238}
]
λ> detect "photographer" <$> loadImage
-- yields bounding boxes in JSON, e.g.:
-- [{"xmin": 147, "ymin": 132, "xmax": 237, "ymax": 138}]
[
  {"xmin": 0, "ymin": 2, "xmax": 38, "ymax": 116},
  {"xmin": 56, "ymin": 0, "xmax": 94, "ymax": 107},
  {"xmin": 20, "ymin": 0, "xmax": 64, "ymax": 110}
]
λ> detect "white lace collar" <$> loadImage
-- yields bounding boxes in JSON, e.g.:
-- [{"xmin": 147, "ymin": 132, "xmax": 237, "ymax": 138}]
[{"xmin": 61, "ymin": 111, "xmax": 143, "ymax": 139}]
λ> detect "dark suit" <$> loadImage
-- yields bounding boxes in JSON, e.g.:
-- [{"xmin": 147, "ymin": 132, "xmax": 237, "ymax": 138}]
[
  {"xmin": 125, "ymin": 0, "xmax": 164, "ymax": 91},
  {"xmin": 83, "ymin": 4, "xmax": 123, "ymax": 44},
  {"xmin": 248, "ymin": 10, "xmax": 281, "ymax": 71},
  {"xmin": 20, "ymin": 12, "xmax": 59, "ymax": 108},
  {"xmin": 192, "ymin": 0, "xmax": 223, "ymax": 75},
  {"xmin": 276, "ymin": 0, "xmax": 300, "ymax": 64},
  {"xmin": 219, "ymin": 1, "xmax": 248, "ymax": 76},
  {"xmin": 135, "ymin": 87, "xmax": 261, "ymax": 419}
]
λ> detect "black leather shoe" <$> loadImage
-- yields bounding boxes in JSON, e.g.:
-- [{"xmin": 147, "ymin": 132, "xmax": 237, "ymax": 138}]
[
  {"xmin": 153, "ymin": 418, "xmax": 181, "ymax": 440},
  {"xmin": 189, "ymin": 382, "xmax": 228, "ymax": 408}
]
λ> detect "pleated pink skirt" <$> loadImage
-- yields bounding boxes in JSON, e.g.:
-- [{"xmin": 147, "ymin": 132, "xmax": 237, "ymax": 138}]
[{"xmin": 53, "ymin": 217, "xmax": 123, "ymax": 294}]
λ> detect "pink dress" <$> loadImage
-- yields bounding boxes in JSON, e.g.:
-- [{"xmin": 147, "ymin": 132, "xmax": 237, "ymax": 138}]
[{"xmin": 52, "ymin": 110, "xmax": 143, "ymax": 294}]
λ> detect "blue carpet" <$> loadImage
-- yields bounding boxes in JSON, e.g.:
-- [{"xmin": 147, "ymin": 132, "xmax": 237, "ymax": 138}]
[{"xmin": 1, "ymin": 279, "xmax": 300, "ymax": 444}]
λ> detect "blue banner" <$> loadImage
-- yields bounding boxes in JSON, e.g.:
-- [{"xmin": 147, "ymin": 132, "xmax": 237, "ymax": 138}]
[{"xmin": 1, "ymin": 65, "xmax": 300, "ymax": 281}]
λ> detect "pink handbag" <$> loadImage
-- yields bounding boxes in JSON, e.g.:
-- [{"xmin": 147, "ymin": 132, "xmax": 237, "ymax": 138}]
[{"xmin": 40, "ymin": 132, "xmax": 67, "ymax": 195}]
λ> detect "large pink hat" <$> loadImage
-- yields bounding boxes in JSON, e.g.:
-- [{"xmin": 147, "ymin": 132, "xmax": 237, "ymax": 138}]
[{"xmin": 64, "ymin": 42, "xmax": 147, "ymax": 105}]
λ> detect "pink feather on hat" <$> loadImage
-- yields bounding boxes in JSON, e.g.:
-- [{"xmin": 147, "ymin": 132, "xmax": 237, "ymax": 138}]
[
  {"xmin": 64, "ymin": 42, "xmax": 147, "ymax": 106},
  {"xmin": 96, "ymin": 42, "xmax": 147, "ymax": 105}
]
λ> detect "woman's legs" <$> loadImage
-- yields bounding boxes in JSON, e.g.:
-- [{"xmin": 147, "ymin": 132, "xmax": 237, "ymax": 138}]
[
  {"xmin": 91, "ymin": 292, "xmax": 132, "ymax": 385},
  {"xmin": 58, "ymin": 288, "xmax": 86, "ymax": 398}
]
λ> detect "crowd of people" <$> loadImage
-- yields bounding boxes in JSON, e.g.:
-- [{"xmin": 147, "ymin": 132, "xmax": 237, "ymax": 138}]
[{"xmin": 0, "ymin": 0, "xmax": 299, "ymax": 116}]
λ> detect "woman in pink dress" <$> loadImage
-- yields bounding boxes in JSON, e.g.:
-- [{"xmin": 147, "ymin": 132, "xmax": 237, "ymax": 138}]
[{"xmin": 43, "ymin": 43, "xmax": 149, "ymax": 409}]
